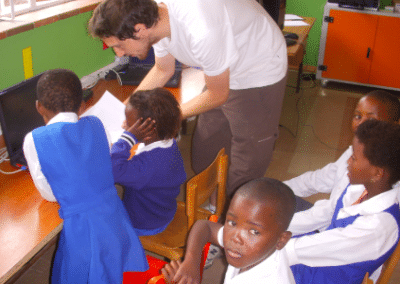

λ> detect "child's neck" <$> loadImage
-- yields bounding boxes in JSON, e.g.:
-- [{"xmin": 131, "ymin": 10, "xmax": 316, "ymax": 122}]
[{"xmin": 363, "ymin": 181, "xmax": 391, "ymax": 201}]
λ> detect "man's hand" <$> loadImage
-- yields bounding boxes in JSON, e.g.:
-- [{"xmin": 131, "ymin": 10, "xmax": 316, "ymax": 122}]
[
  {"xmin": 162, "ymin": 259, "xmax": 201, "ymax": 284},
  {"xmin": 126, "ymin": 117, "xmax": 156, "ymax": 143}
]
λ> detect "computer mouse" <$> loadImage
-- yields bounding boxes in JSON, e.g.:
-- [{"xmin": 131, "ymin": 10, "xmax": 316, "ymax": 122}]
[
  {"xmin": 284, "ymin": 33, "xmax": 299, "ymax": 40},
  {"xmin": 285, "ymin": 38, "xmax": 297, "ymax": 47}
]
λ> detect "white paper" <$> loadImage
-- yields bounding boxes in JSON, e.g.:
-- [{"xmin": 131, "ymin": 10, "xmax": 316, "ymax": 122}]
[
  {"xmin": 284, "ymin": 20, "xmax": 309, "ymax": 27},
  {"xmin": 285, "ymin": 14, "xmax": 304, "ymax": 20},
  {"xmin": 180, "ymin": 67, "xmax": 205, "ymax": 104},
  {"xmin": 81, "ymin": 90, "xmax": 125, "ymax": 143}
]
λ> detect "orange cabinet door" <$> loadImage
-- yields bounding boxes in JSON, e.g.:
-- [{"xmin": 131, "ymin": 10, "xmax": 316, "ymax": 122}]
[
  {"xmin": 368, "ymin": 16, "xmax": 400, "ymax": 89},
  {"xmin": 322, "ymin": 10, "xmax": 378, "ymax": 83}
]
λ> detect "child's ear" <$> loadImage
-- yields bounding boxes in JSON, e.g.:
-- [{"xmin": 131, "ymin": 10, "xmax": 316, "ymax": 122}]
[
  {"xmin": 36, "ymin": 101, "xmax": 45, "ymax": 116},
  {"xmin": 276, "ymin": 231, "xmax": 292, "ymax": 250},
  {"xmin": 78, "ymin": 100, "xmax": 86, "ymax": 116},
  {"xmin": 371, "ymin": 166, "xmax": 385, "ymax": 183}
]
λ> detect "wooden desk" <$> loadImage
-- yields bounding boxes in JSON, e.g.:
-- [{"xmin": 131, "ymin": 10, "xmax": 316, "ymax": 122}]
[
  {"xmin": 0, "ymin": 80, "xmax": 182, "ymax": 284},
  {"xmin": 284, "ymin": 16, "xmax": 316, "ymax": 93}
]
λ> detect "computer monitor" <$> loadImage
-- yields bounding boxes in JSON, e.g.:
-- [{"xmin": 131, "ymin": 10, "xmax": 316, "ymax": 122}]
[{"xmin": 0, "ymin": 73, "xmax": 45, "ymax": 168}]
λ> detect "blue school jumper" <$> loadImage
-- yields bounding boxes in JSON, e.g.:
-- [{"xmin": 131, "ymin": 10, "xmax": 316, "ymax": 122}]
[
  {"xmin": 111, "ymin": 132, "xmax": 186, "ymax": 234},
  {"xmin": 291, "ymin": 186, "xmax": 400, "ymax": 284},
  {"xmin": 32, "ymin": 116, "xmax": 148, "ymax": 284}
]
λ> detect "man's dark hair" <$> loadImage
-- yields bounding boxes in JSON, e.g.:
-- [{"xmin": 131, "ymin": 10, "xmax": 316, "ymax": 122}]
[
  {"xmin": 236, "ymin": 177, "xmax": 296, "ymax": 231},
  {"xmin": 365, "ymin": 90, "xmax": 400, "ymax": 122},
  {"xmin": 356, "ymin": 119, "xmax": 400, "ymax": 186},
  {"xmin": 128, "ymin": 88, "xmax": 181, "ymax": 139},
  {"xmin": 37, "ymin": 69, "xmax": 82, "ymax": 113},
  {"xmin": 88, "ymin": 0, "xmax": 159, "ymax": 40}
]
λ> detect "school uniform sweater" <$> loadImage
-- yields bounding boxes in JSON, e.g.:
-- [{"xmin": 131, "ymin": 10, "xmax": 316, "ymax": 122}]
[{"xmin": 111, "ymin": 131, "xmax": 186, "ymax": 231}]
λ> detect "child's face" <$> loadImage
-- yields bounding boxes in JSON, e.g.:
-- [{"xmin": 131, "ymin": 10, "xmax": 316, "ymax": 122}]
[
  {"xmin": 124, "ymin": 104, "xmax": 140, "ymax": 129},
  {"xmin": 347, "ymin": 137, "xmax": 377, "ymax": 185},
  {"xmin": 352, "ymin": 96, "xmax": 390, "ymax": 133},
  {"xmin": 223, "ymin": 193, "xmax": 289, "ymax": 273}
]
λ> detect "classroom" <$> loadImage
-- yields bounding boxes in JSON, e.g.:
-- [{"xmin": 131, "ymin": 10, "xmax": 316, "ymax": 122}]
[{"xmin": 1, "ymin": 0, "xmax": 400, "ymax": 283}]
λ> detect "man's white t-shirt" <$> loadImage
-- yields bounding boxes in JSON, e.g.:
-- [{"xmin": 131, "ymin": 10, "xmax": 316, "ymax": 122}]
[{"xmin": 154, "ymin": 0, "xmax": 287, "ymax": 90}]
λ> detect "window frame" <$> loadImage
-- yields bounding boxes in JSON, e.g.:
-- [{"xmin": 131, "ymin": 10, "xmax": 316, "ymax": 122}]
[{"xmin": 0, "ymin": 0, "xmax": 73, "ymax": 19}]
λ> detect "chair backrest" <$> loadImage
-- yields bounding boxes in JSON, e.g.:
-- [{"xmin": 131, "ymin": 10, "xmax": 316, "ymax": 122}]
[
  {"xmin": 146, "ymin": 214, "xmax": 220, "ymax": 284},
  {"xmin": 361, "ymin": 239, "xmax": 400, "ymax": 284},
  {"xmin": 185, "ymin": 148, "xmax": 228, "ymax": 230},
  {"xmin": 362, "ymin": 272, "xmax": 373, "ymax": 284},
  {"xmin": 376, "ymin": 239, "xmax": 400, "ymax": 284}
]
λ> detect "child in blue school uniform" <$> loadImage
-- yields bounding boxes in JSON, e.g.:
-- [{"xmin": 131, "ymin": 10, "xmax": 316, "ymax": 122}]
[
  {"xmin": 111, "ymin": 88, "xmax": 186, "ymax": 236},
  {"xmin": 287, "ymin": 119, "xmax": 400, "ymax": 283},
  {"xmin": 22, "ymin": 69, "xmax": 148, "ymax": 284}
]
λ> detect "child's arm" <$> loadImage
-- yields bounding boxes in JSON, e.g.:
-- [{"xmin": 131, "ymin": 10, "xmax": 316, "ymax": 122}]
[
  {"xmin": 22, "ymin": 132, "xmax": 57, "ymax": 202},
  {"xmin": 162, "ymin": 220, "xmax": 222, "ymax": 284}
]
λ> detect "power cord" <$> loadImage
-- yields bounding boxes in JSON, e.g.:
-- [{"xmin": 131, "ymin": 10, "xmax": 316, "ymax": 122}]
[
  {"xmin": 0, "ymin": 147, "xmax": 24, "ymax": 175},
  {"xmin": 281, "ymin": 75, "xmax": 348, "ymax": 151}
]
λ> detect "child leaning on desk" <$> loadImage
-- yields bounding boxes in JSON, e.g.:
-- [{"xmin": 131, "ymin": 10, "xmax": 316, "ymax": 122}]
[
  {"xmin": 111, "ymin": 88, "xmax": 186, "ymax": 236},
  {"xmin": 287, "ymin": 119, "xmax": 400, "ymax": 283},
  {"xmin": 22, "ymin": 69, "xmax": 148, "ymax": 284},
  {"xmin": 161, "ymin": 177, "xmax": 296, "ymax": 284}
]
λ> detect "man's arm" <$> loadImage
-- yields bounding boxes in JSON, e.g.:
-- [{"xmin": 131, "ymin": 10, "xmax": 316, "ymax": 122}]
[
  {"xmin": 180, "ymin": 68, "xmax": 230, "ymax": 119},
  {"xmin": 123, "ymin": 53, "xmax": 176, "ymax": 105}
]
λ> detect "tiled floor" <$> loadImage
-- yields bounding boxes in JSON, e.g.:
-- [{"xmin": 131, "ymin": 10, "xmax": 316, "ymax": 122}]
[{"xmin": 10, "ymin": 70, "xmax": 400, "ymax": 283}]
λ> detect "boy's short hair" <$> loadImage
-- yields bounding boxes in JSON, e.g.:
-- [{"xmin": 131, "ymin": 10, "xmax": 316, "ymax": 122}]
[
  {"xmin": 236, "ymin": 177, "xmax": 296, "ymax": 231},
  {"xmin": 128, "ymin": 88, "xmax": 182, "ymax": 139},
  {"xmin": 88, "ymin": 0, "xmax": 159, "ymax": 40},
  {"xmin": 365, "ymin": 90, "xmax": 400, "ymax": 122},
  {"xmin": 37, "ymin": 69, "xmax": 82, "ymax": 114},
  {"xmin": 356, "ymin": 119, "xmax": 400, "ymax": 186}
]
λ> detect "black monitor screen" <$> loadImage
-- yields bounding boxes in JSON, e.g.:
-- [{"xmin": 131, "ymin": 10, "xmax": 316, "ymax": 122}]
[{"xmin": 0, "ymin": 74, "xmax": 45, "ymax": 167}]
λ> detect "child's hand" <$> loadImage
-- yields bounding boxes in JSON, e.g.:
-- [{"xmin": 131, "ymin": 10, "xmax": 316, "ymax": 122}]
[
  {"xmin": 161, "ymin": 259, "xmax": 201, "ymax": 284},
  {"xmin": 127, "ymin": 117, "xmax": 156, "ymax": 143}
]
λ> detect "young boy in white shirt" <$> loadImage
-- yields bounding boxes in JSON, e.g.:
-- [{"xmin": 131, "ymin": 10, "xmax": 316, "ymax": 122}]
[{"xmin": 161, "ymin": 177, "xmax": 296, "ymax": 284}]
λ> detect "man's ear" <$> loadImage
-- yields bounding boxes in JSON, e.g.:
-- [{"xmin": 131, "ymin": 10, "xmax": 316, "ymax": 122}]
[
  {"xmin": 276, "ymin": 231, "xmax": 292, "ymax": 250},
  {"xmin": 134, "ymin": 24, "xmax": 148, "ymax": 39}
]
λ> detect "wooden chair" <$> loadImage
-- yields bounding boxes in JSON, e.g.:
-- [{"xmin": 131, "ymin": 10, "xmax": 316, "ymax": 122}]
[
  {"xmin": 123, "ymin": 215, "xmax": 219, "ymax": 284},
  {"xmin": 139, "ymin": 148, "xmax": 228, "ymax": 261},
  {"xmin": 362, "ymin": 239, "xmax": 400, "ymax": 284}
]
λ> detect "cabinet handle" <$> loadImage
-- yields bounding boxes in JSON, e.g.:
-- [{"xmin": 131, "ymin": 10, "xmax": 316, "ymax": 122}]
[{"xmin": 366, "ymin": 48, "xmax": 371, "ymax": 58}]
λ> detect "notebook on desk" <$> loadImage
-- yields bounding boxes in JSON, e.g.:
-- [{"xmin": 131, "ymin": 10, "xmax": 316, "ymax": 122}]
[
  {"xmin": 106, "ymin": 47, "xmax": 182, "ymax": 88},
  {"xmin": 0, "ymin": 73, "xmax": 45, "ymax": 168}
]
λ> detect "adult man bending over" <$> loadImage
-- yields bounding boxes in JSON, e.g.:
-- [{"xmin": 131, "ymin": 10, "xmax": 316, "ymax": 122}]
[{"xmin": 88, "ymin": 0, "xmax": 288, "ymax": 205}]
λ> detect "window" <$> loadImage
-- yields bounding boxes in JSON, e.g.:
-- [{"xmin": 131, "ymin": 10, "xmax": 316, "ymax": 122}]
[{"xmin": 0, "ymin": 0, "xmax": 73, "ymax": 19}]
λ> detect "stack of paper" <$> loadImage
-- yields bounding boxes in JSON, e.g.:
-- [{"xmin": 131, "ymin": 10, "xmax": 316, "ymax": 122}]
[{"xmin": 81, "ymin": 91, "xmax": 125, "ymax": 143}]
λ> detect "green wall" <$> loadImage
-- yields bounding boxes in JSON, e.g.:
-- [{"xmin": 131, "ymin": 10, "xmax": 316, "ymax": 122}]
[
  {"xmin": 286, "ymin": 0, "xmax": 392, "ymax": 67},
  {"xmin": 0, "ymin": 12, "xmax": 115, "ymax": 90}
]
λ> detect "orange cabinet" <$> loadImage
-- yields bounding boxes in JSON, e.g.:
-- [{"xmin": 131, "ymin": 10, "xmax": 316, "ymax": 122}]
[{"xmin": 316, "ymin": 4, "xmax": 400, "ymax": 90}]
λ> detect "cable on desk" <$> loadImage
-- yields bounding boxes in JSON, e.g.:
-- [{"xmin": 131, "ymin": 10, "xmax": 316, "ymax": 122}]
[{"xmin": 0, "ymin": 147, "xmax": 24, "ymax": 175}]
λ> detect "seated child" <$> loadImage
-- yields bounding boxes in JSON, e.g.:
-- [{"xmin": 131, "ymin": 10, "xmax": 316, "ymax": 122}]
[
  {"xmin": 23, "ymin": 69, "xmax": 148, "ymax": 283},
  {"xmin": 161, "ymin": 177, "xmax": 296, "ymax": 284},
  {"xmin": 284, "ymin": 90, "xmax": 400, "ymax": 211},
  {"xmin": 287, "ymin": 119, "xmax": 400, "ymax": 283},
  {"xmin": 111, "ymin": 88, "xmax": 186, "ymax": 236}
]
